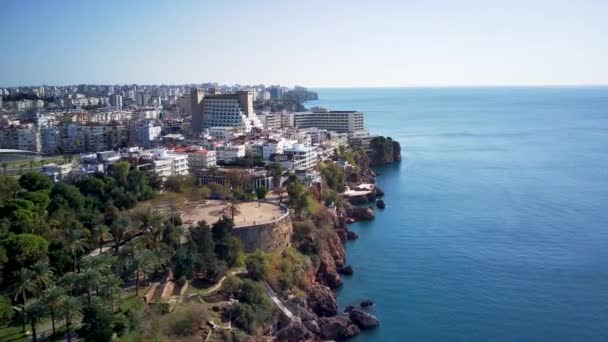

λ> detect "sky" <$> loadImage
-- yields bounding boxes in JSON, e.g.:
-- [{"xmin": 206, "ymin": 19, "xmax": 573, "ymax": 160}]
[{"xmin": 0, "ymin": 0, "xmax": 607, "ymax": 87}]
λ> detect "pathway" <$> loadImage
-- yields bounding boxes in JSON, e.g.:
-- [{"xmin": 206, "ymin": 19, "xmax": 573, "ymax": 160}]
[{"xmin": 263, "ymin": 281, "xmax": 298, "ymax": 322}]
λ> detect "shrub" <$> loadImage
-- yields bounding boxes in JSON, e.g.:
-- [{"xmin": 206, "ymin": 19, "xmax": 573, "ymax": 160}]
[
  {"xmin": 245, "ymin": 250, "xmax": 269, "ymax": 281},
  {"xmin": 255, "ymin": 187, "xmax": 268, "ymax": 200}
]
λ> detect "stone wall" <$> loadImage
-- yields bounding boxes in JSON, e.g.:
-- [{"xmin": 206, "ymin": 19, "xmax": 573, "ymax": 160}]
[{"xmin": 232, "ymin": 209, "xmax": 292, "ymax": 253}]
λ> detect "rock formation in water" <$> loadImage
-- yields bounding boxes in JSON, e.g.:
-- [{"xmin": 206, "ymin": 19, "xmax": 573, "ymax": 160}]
[{"xmin": 369, "ymin": 136, "xmax": 402, "ymax": 166}]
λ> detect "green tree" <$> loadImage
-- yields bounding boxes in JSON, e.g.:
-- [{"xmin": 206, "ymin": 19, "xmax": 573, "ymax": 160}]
[
  {"xmin": 99, "ymin": 274, "xmax": 122, "ymax": 312},
  {"xmin": 80, "ymin": 304, "xmax": 113, "ymax": 342},
  {"xmin": 246, "ymin": 250, "xmax": 269, "ymax": 281},
  {"xmin": 0, "ymin": 295, "xmax": 13, "ymax": 326},
  {"xmin": 43, "ymin": 286, "xmax": 65, "ymax": 335},
  {"xmin": 92, "ymin": 225, "xmax": 109, "ymax": 254},
  {"xmin": 229, "ymin": 199, "xmax": 241, "ymax": 220},
  {"xmin": 1, "ymin": 162, "xmax": 7, "ymax": 175},
  {"xmin": 24, "ymin": 299, "xmax": 46, "ymax": 342},
  {"xmin": 2, "ymin": 234, "xmax": 49, "ymax": 280},
  {"xmin": 132, "ymin": 249, "xmax": 156, "ymax": 296},
  {"xmin": 31, "ymin": 261, "xmax": 53, "ymax": 290},
  {"xmin": 64, "ymin": 228, "xmax": 88, "ymax": 272},
  {"xmin": 110, "ymin": 213, "xmax": 132, "ymax": 251},
  {"xmin": 12, "ymin": 268, "xmax": 37, "ymax": 331},
  {"xmin": 19, "ymin": 172, "xmax": 52, "ymax": 192},
  {"xmin": 0, "ymin": 175, "xmax": 20, "ymax": 203},
  {"xmin": 80, "ymin": 268, "xmax": 101, "ymax": 305},
  {"xmin": 255, "ymin": 186, "xmax": 269, "ymax": 200},
  {"xmin": 48, "ymin": 183, "xmax": 86, "ymax": 213},
  {"xmin": 58, "ymin": 296, "xmax": 81, "ymax": 342}
]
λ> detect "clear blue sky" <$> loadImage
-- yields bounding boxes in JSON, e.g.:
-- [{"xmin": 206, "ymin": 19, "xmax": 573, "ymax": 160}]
[{"xmin": 1, "ymin": 0, "xmax": 606, "ymax": 87}]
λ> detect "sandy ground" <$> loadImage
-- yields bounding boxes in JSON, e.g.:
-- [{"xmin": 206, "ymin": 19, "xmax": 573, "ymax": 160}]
[{"xmin": 179, "ymin": 200, "xmax": 285, "ymax": 228}]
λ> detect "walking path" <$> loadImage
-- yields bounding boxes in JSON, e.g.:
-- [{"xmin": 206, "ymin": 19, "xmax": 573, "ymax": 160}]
[{"xmin": 263, "ymin": 281, "xmax": 298, "ymax": 322}]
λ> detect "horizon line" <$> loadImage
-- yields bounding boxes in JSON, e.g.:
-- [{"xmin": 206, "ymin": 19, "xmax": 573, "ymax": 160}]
[{"xmin": 1, "ymin": 83, "xmax": 608, "ymax": 89}]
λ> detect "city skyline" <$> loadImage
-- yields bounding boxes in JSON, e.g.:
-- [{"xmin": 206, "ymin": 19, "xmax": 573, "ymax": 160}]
[{"xmin": 1, "ymin": 0, "xmax": 607, "ymax": 87}]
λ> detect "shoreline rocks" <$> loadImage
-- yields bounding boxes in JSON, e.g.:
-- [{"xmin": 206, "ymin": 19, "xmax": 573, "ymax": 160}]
[
  {"xmin": 348, "ymin": 206, "xmax": 375, "ymax": 221},
  {"xmin": 349, "ymin": 309, "xmax": 380, "ymax": 330},
  {"xmin": 307, "ymin": 284, "xmax": 338, "ymax": 317},
  {"xmin": 376, "ymin": 199, "xmax": 386, "ymax": 209},
  {"xmin": 360, "ymin": 299, "xmax": 374, "ymax": 308},
  {"xmin": 337, "ymin": 265, "xmax": 354, "ymax": 275}
]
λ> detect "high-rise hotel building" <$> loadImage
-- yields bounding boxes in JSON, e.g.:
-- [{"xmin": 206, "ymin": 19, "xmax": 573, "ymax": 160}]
[
  {"xmin": 293, "ymin": 110, "xmax": 365, "ymax": 133},
  {"xmin": 191, "ymin": 89, "xmax": 261, "ymax": 134}
]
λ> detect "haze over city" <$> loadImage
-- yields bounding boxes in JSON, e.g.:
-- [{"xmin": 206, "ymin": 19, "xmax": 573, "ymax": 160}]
[{"xmin": 1, "ymin": 0, "xmax": 607, "ymax": 87}]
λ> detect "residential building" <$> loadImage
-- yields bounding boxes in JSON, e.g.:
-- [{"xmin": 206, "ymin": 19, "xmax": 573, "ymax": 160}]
[
  {"xmin": 42, "ymin": 163, "xmax": 73, "ymax": 182},
  {"xmin": 40, "ymin": 126, "xmax": 60, "ymax": 155},
  {"xmin": 216, "ymin": 144, "xmax": 246, "ymax": 164},
  {"xmin": 110, "ymin": 94, "xmax": 123, "ymax": 110},
  {"xmin": 149, "ymin": 149, "xmax": 189, "ymax": 178},
  {"xmin": 133, "ymin": 120, "xmax": 161, "ymax": 149},
  {"xmin": 136, "ymin": 91, "xmax": 149, "ymax": 107}
]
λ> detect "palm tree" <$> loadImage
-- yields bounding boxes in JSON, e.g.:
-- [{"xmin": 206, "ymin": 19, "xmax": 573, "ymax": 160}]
[
  {"xmin": 82, "ymin": 254, "xmax": 115, "ymax": 277},
  {"xmin": 29, "ymin": 160, "xmax": 35, "ymax": 171},
  {"xmin": 24, "ymin": 299, "xmax": 46, "ymax": 342},
  {"xmin": 57, "ymin": 296, "xmax": 81, "ymax": 342},
  {"xmin": 1, "ymin": 162, "xmax": 7, "ymax": 175},
  {"xmin": 31, "ymin": 261, "xmax": 53, "ymax": 291},
  {"xmin": 132, "ymin": 249, "xmax": 155, "ymax": 296},
  {"xmin": 110, "ymin": 214, "xmax": 132, "ymax": 252},
  {"xmin": 43, "ymin": 286, "xmax": 65, "ymax": 336},
  {"xmin": 99, "ymin": 275, "xmax": 122, "ymax": 312},
  {"xmin": 64, "ymin": 228, "xmax": 88, "ymax": 272},
  {"xmin": 57, "ymin": 272, "xmax": 79, "ymax": 296},
  {"xmin": 80, "ymin": 268, "xmax": 101, "ymax": 305},
  {"xmin": 12, "ymin": 269, "xmax": 38, "ymax": 332},
  {"xmin": 227, "ymin": 198, "xmax": 240, "ymax": 220},
  {"xmin": 92, "ymin": 224, "xmax": 110, "ymax": 254}
]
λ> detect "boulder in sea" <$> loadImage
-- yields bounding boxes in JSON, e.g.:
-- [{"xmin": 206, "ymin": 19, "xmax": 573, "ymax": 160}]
[
  {"xmin": 374, "ymin": 186, "xmax": 385, "ymax": 197},
  {"xmin": 360, "ymin": 299, "xmax": 374, "ymax": 308},
  {"xmin": 376, "ymin": 199, "xmax": 386, "ymax": 209},
  {"xmin": 346, "ymin": 230, "xmax": 359, "ymax": 240},
  {"xmin": 349, "ymin": 309, "xmax": 380, "ymax": 330},
  {"xmin": 344, "ymin": 305, "xmax": 355, "ymax": 313},
  {"xmin": 337, "ymin": 265, "xmax": 354, "ymax": 275},
  {"xmin": 316, "ymin": 316, "xmax": 361, "ymax": 340}
]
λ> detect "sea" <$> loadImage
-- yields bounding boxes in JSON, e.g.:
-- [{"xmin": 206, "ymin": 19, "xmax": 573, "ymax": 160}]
[{"xmin": 307, "ymin": 87, "xmax": 608, "ymax": 342}]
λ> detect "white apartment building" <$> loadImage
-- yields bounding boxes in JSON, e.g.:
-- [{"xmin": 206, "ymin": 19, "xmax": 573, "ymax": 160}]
[
  {"xmin": 151, "ymin": 149, "xmax": 189, "ymax": 178},
  {"xmin": 184, "ymin": 149, "xmax": 217, "ymax": 175},
  {"xmin": 284, "ymin": 143, "xmax": 318, "ymax": 172},
  {"xmin": 215, "ymin": 144, "xmax": 246, "ymax": 164},
  {"xmin": 294, "ymin": 110, "xmax": 365, "ymax": 133},
  {"xmin": 42, "ymin": 163, "xmax": 73, "ymax": 182}
]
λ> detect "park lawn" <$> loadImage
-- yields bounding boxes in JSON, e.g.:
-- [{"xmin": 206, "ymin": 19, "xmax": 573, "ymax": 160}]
[
  {"xmin": 119, "ymin": 286, "xmax": 148, "ymax": 312},
  {"xmin": 0, "ymin": 325, "xmax": 24, "ymax": 342}
]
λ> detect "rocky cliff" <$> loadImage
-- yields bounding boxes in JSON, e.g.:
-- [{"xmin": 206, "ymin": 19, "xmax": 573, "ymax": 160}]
[{"xmin": 369, "ymin": 136, "xmax": 402, "ymax": 166}]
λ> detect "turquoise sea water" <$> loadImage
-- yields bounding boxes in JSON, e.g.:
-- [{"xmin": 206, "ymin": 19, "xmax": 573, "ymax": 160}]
[{"xmin": 307, "ymin": 87, "xmax": 608, "ymax": 342}]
